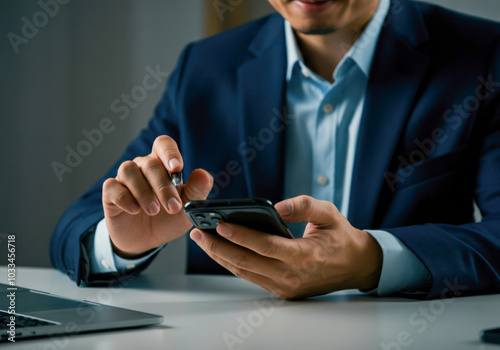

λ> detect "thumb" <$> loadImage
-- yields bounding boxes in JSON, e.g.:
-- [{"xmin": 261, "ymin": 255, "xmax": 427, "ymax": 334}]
[
  {"xmin": 275, "ymin": 195, "xmax": 339, "ymax": 228},
  {"xmin": 180, "ymin": 168, "xmax": 214, "ymax": 203}
]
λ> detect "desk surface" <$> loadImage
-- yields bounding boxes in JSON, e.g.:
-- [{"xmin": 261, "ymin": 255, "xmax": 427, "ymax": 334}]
[{"xmin": 1, "ymin": 267, "xmax": 499, "ymax": 350}]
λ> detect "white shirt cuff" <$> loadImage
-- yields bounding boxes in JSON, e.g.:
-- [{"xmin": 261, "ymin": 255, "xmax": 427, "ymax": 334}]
[
  {"xmin": 88, "ymin": 218, "xmax": 164, "ymax": 274},
  {"xmin": 364, "ymin": 229, "xmax": 429, "ymax": 296}
]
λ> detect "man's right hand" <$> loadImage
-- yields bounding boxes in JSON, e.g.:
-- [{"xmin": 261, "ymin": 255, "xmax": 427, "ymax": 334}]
[{"xmin": 102, "ymin": 135, "xmax": 213, "ymax": 258}]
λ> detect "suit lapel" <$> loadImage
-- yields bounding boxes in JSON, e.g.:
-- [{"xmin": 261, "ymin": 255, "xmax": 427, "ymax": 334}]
[
  {"xmin": 348, "ymin": 0, "xmax": 431, "ymax": 228},
  {"xmin": 235, "ymin": 2, "xmax": 432, "ymax": 223},
  {"xmin": 236, "ymin": 15, "xmax": 288, "ymax": 204}
]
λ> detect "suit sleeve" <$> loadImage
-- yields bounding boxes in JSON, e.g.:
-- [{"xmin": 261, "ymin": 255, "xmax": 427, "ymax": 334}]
[
  {"xmin": 49, "ymin": 44, "xmax": 194, "ymax": 286},
  {"xmin": 388, "ymin": 74, "xmax": 500, "ymax": 299}
]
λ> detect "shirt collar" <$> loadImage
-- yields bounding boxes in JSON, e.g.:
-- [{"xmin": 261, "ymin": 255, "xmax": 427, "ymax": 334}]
[{"xmin": 285, "ymin": 0, "xmax": 390, "ymax": 82}]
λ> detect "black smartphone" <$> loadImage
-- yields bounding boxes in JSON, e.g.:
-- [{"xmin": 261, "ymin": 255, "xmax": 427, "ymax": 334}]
[
  {"xmin": 183, "ymin": 198, "xmax": 294, "ymax": 239},
  {"xmin": 481, "ymin": 327, "xmax": 500, "ymax": 344}
]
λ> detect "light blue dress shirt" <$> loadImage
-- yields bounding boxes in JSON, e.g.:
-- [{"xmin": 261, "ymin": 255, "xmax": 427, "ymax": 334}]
[
  {"xmin": 88, "ymin": 0, "xmax": 428, "ymax": 295},
  {"xmin": 87, "ymin": 219, "xmax": 163, "ymax": 274},
  {"xmin": 283, "ymin": 0, "xmax": 428, "ymax": 295}
]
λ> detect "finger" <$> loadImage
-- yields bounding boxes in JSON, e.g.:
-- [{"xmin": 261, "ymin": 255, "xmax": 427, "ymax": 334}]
[
  {"xmin": 115, "ymin": 160, "xmax": 160, "ymax": 216},
  {"xmin": 216, "ymin": 222, "xmax": 297, "ymax": 260},
  {"xmin": 191, "ymin": 229, "xmax": 317, "ymax": 300},
  {"xmin": 204, "ymin": 251, "xmax": 286, "ymax": 297},
  {"xmin": 102, "ymin": 178, "xmax": 140, "ymax": 217},
  {"xmin": 134, "ymin": 156, "xmax": 182, "ymax": 214},
  {"xmin": 180, "ymin": 168, "xmax": 214, "ymax": 203},
  {"xmin": 150, "ymin": 135, "xmax": 184, "ymax": 173},
  {"xmin": 190, "ymin": 228, "xmax": 286, "ymax": 280},
  {"xmin": 275, "ymin": 195, "xmax": 339, "ymax": 228}
]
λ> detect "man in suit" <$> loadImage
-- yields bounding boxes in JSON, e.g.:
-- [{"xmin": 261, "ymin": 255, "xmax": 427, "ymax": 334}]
[{"xmin": 51, "ymin": 0, "xmax": 500, "ymax": 300}]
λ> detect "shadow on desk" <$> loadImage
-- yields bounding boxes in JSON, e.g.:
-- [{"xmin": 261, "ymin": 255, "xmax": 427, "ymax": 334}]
[{"xmin": 124, "ymin": 272, "xmax": 419, "ymax": 304}]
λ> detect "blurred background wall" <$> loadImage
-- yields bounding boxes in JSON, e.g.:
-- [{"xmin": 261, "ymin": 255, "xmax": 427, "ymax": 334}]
[{"xmin": 0, "ymin": 0, "xmax": 499, "ymax": 275}]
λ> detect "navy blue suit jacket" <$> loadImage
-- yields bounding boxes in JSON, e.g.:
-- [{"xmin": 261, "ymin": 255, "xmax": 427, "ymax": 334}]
[{"xmin": 51, "ymin": 0, "xmax": 500, "ymax": 298}]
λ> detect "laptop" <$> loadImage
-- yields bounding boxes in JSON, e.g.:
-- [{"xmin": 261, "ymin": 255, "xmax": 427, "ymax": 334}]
[{"xmin": 0, "ymin": 283, "xmax": 163, "ymax": 342}]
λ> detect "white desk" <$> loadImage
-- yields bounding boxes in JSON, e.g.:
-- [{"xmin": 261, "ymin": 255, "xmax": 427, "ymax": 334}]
[{"xmin": 1, "ymin": 267, "xmax": 499, "ymax": 350}]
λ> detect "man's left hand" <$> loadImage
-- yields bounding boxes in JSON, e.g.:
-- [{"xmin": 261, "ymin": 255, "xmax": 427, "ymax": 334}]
[{"xmin": 189, "ymin": 195, "xmax": 383, "ymax": 300}]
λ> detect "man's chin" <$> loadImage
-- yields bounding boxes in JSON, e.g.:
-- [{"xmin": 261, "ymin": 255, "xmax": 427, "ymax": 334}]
[{"xmin": 294, "ymin": 26, "xmax": 337, "ymax": 35}]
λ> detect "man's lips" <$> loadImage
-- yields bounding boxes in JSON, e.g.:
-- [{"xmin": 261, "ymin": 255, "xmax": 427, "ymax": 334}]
[{"xmin": 292, "ymin": 0, "xmax": 335, "ymax": 13}]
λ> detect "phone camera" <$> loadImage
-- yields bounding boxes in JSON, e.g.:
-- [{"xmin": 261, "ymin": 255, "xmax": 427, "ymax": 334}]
[{"xmin": 200, "ymin": 221, "xmax": 211, "ymax": 228}]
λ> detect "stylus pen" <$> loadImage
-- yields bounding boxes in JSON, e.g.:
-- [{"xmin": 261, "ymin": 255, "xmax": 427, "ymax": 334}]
[{"xmin": 170, "ymin": 172, "xmax": 182, "ymax": 187}]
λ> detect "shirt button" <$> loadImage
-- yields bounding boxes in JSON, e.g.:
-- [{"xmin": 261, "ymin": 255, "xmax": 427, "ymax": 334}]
[
  {"xmin": 317, "ymin": 175, "xmax": 328, "ymax": 186},
  {"xmin": 323, "ymin": 103, "xmax": 333, "ymax": 114},
  {"xmin": 101, "ymin": 259, "xmax": 110, "ymax": 269}
]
